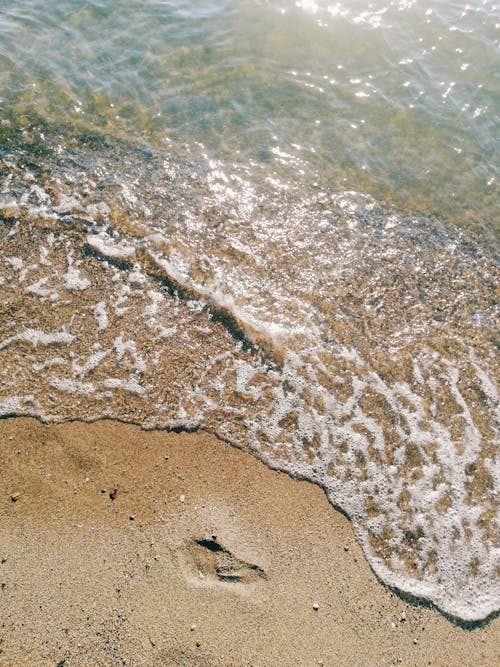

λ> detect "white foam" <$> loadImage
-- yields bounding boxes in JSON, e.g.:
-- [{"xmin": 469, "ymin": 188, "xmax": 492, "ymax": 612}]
[
  {"xmin": 72, "ymin": 350, "xmax": 109, "ymax": 377},
  {"xmin": 5, "ymin": 256, "xmax": 23, "ymax": 270},
  {"xmin": 50, "ymin": 378, "xmax": 95, "ymax": 395},
  {"xmin": 113, "ymin": 284, "xmax": 132, "ymax": 315},
  {"xmin": 53, "ymin": 192, "xmax": 84, "ymax": 215},
  {"xmin": 102, "ymin": 377, "xmax": 146, "ymax": 395},
  {"xmin": 94, "ymin": 302, "xmax": 109, "ymax": 331},
  {"xmin": 32, "ymin": 357, "xmax": 67, "ymax": 371},
  {"xmin": 113, "ymin": 336, "xmax": 146, "ymax": 372},
  {"xmin": 0, "ymin": 395, "xmax": 38, "ymax": 415},
  {"xmin": 149, "ymin": 253, "xmax": 186, "ymax": 284},
  {"xmin": 469, "ymin": 348, "xmax": 499, "ymax": 406},
  {"xmin": 144, "ymin": 290, "xmax": 164, "ymax": 316},
  {"xmin": 0, "ymin": 328, "xmax": 74, "ymax": 350},
  {"xmin": 64, "ymin": 251, "xmax": 90, "ymax": 291},
  {"xmin": 20, "ymin": 184, "xmax": 50, "ymax": 206},
  {"xmin": 87, "ymin": 232, "xmax": 136, "ymax": 258},
  {"xmin": 128, "ymin": 265, "xmax": 147, "ymax": 284},
  {"xmin": 86, "ymin": 202, "xmax": 110, "ymax": 218},
  {"xmin": 39, "ymin": 246, "xmax": 52, "ymax": 266},
  {"xmin": 25, "ymin": 278, "xmax": 59, "ymax": 300},
  {"xmin": 156, "ymin": 325, "xmax": 178, "ymax": 338},
  {"xmin": 0, "ymin": 172, "xmax": 13, "ymax": 193}
]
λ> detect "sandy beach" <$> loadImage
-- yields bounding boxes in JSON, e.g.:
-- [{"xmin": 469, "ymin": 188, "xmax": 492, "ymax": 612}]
[
  {"xmin": 0, "ymin": 417, "xmax": 498, "ymax": 666},
  {"xmin": 1, "ymin": 0, "xmax": 500, "ymax": 663}
]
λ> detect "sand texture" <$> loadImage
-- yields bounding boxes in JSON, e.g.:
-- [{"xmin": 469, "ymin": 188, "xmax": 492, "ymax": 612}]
[{"xmin": 0, "ymin": 417, "xmax": 498, "ymax": 666}]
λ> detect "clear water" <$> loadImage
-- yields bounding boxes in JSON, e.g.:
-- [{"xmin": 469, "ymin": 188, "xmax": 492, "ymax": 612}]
[{"xmin": 0, "ymin": 0, "xmax": 498, "ymax": 621}]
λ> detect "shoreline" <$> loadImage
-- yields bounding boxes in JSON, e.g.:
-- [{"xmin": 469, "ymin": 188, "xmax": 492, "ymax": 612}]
[{"xmin": 0, "ymin": 416, "xmax": 498, "ymax": 666}]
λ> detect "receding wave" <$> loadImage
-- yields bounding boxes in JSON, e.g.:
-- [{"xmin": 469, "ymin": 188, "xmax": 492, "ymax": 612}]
[{"xmin": 0, "ymin": 119, "xmax": 498, "ymax": 621}]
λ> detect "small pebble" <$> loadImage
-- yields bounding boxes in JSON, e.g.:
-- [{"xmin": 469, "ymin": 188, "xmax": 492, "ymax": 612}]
[
  {"xmin": 195, "ymin": 640, "xmax": 202, "ymax": 648},
  {"xmin": 343, "ymin": 545, "xmax": 349, "ymax": 552},
  {"xmin": 9, "ymin": 492, "xmax": 20, "ymax": 502},
  {"xmin": 180, "ymin": 494, "xmax": 185, "ymax": 503},
  {"xmin": 190, "ymin": 624, "xmax": 196, "ymax": 632},
  {"xmin": 129, "ymin": 515, "xmax": 135, "ymax": 521},
  {"xmin": 413, "ymin": 638, "xmax": 418, "ymax": 645},
  {"xmin": 313, "ymin": 603, "xmax": 320, "ymax": 611}
]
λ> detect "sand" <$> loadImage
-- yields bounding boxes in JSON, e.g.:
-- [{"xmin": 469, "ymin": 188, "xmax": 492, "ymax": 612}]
[{"xmin": 0, "ymin": 417, "xmax": 498, "ymax": 666}]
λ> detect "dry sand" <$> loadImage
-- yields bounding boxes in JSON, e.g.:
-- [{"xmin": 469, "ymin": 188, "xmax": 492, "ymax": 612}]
[{"xmin": 0, "ymin": 417, "xmax": 498, "ymax": 666}]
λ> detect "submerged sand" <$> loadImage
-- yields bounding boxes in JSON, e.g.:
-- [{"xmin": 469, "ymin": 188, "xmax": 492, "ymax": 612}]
[{"xmin": 0, "ymin": 417, "xmax": 498, "ymax": 666}]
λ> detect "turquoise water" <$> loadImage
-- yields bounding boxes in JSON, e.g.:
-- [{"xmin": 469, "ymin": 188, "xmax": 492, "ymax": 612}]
[{"xmin": 0, "ymin": 1, "xmax": 498, "ymax": 622}]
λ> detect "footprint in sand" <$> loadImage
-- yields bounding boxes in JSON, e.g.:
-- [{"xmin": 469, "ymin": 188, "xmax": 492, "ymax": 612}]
[{"xmin": 188, "ymin": 536, "xmax": 266, "ymax": 586}]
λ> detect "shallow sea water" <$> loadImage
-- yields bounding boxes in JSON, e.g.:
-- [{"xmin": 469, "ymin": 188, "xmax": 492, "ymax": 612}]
[{"xmin": 0, "ymin": 0, "xmax": 498, "ymax": 621}]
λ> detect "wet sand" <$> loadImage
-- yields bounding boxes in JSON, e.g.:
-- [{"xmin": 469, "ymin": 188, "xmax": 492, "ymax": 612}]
[{"xmin": 0, "ymin": 417, "xmax": 498, "ymax": 666}]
